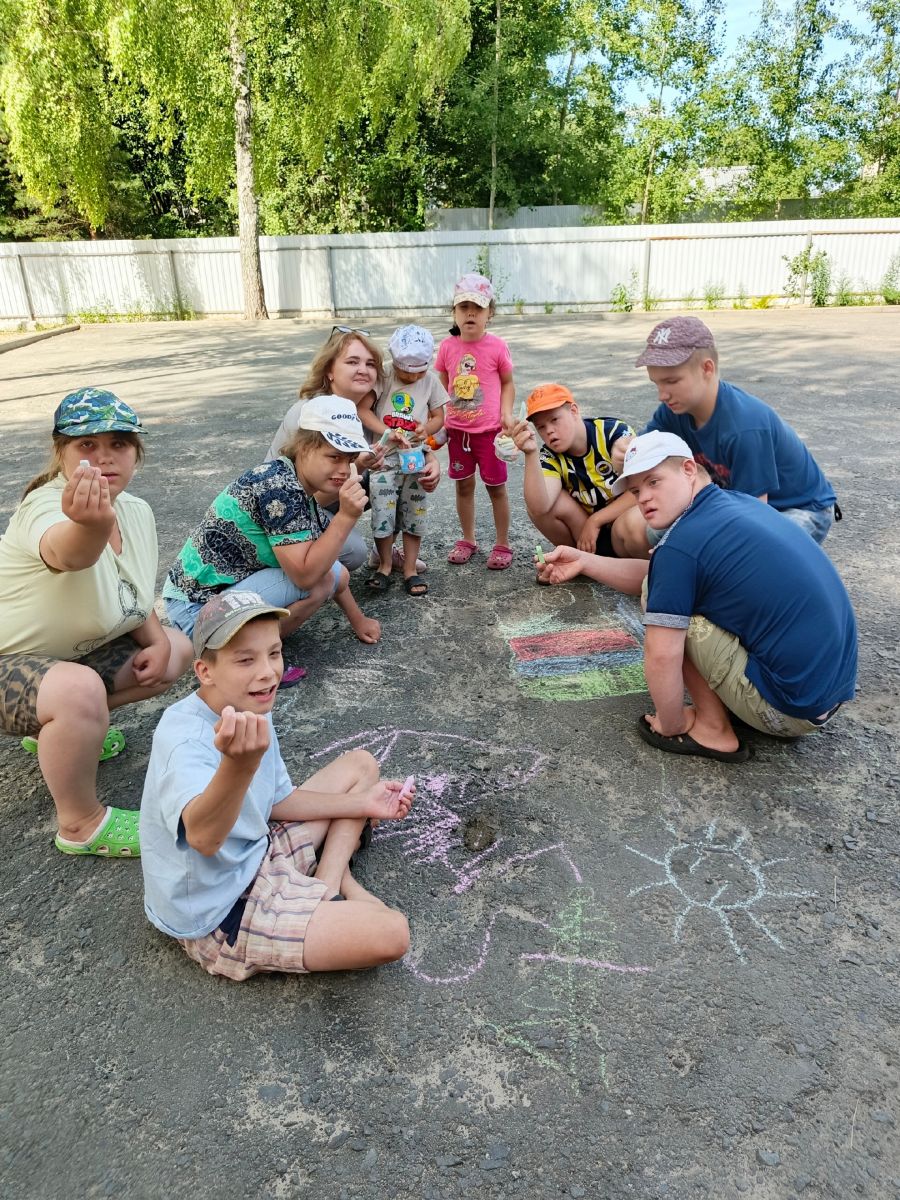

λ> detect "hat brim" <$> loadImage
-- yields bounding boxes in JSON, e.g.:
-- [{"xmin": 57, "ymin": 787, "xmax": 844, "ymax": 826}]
[
  {"xmin": 634, "ymin": 346, "xmax": 697, "ymax": 368},
  {"xmin": 393, "ymin": 360, "xmax": 431, "ymax": 372},
  {"xmin": 56, "ymin": 419, "xmax": 145, "ymax": 436},
  {"xmin": 453, "ymin": 292, "xmax": 492, "ymax": 308},
  {"xmin": 320, "ymin": 430, "xmax": 370, "ymax": 455},
  {"xmin": 527, "ymin": 398, "xmax": 574, "ymax": 420},
  {"xmin": 194, "ymin": 604, "xmax": 290, "ymax": 656}
]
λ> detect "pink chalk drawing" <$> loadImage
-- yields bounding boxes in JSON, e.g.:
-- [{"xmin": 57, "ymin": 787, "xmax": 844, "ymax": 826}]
[
  {"xmin": 309, "ymin": 728, "xmax": 654, "ymax": 1007},
  {"xmin": 311, "ymin": 727, "xmax": 550, "ymax": 894}
]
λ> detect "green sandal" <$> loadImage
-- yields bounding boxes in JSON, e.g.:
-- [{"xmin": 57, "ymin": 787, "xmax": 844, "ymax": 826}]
[
  {"xmin": 55, "ymin": 806, "xmax": 141, "ymax": 858},
  {"xmin": 22, "ymin": 727, "xmax": 126, "ymax": 762}
]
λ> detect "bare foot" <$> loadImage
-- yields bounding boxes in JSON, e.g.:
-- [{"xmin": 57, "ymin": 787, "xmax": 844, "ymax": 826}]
[{"xmin": 350, "ymin": 614, "xmax": 381, "ymax": 643}]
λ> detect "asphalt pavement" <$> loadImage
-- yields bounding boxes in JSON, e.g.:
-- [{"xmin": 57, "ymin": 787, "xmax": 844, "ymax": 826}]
[{"xmin": 0, "ymin": 310, "xmax": 897, "ymax": 1200}]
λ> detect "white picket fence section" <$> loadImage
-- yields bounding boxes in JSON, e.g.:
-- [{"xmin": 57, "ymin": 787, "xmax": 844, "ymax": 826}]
[{"xmin": 1, "ymin": 218, "xmax": 899, "ymax": 322}]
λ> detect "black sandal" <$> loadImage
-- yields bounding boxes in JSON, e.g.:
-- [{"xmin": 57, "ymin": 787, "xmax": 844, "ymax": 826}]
[
  {"xmin": 366, "ymin": 571, "xmax": 392, "ymax": 591},
  {"xmin": 403, "ymin": 574, "xmax": 428, "ymax": 596}
]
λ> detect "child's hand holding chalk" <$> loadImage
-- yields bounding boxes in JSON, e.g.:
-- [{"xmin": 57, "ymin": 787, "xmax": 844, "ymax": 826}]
[
  {"xmin": 338, "ymin": 460, "xmax": 366, "ymax": 518},
  {"xmin": 400, "ymin": 774, "xmax": 415, "ymax": 800}
]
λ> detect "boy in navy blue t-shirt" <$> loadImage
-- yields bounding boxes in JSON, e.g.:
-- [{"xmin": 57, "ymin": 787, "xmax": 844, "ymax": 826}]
[
  {"xmin": 612, "ymin": 317, "xmax": 838, "ymax": 557},
  {"xmin": 537, "ymin": 432, "xmax": 856, "ymax": 761}
]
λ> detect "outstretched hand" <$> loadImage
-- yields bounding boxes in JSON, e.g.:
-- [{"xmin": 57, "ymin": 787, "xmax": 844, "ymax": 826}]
[
  {"xmin": 535, "ymin": 544, "xmax": 587, "ymax": 585},
  {"xmin": 364, "ymin": 779, "xmax": 415, "ymax": 822},
  {"xmin": 511, "ymin": 419, "xmax": 537, "ymax": 453},
  {"xmin": 61, "ymin": 463, "xmax": 116, "ymax": 533},
  {"xmin": 611, "ymin": 434, "xmax": 634, "ymax": 474},
  {"xmin": 213, "ymin": 705, "xmax": 270, "ymax": 769}
]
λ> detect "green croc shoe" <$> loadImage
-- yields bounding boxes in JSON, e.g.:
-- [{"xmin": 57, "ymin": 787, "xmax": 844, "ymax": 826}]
[
  {"xmin": 22, "ymin": 727, "xmax": 126, "ymax": 762},
  {"xmin": 55, "ymin": 806, "xmax": 140, "ymax": 858}
]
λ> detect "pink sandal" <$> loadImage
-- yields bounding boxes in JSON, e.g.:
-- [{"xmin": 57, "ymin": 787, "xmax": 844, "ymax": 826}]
[
  {"xmin": 486, "ymin": 544, "xmax": 513, "ymax": 570},
  {"xmin": 447, "ymin": 539, "xmax": 478, "ymax": 565}
]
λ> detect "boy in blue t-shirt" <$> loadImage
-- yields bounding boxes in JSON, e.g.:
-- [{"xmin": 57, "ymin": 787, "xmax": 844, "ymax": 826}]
[
  {"xmin": 537, "ymin": 431, "xmax": 856, "ymax": 761},
  {"xmin": 612, "ymin": 317, "xmax": 839, "ymax": 556},
  {"xmin": 140, "ymin": 590, "xmax": 412, "ymax": 980}
]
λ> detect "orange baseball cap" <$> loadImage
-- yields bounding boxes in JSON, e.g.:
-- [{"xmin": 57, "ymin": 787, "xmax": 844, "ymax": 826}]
[{"xmin": 526, "ymin": 384, "xmax": 575, "ymax": 419}]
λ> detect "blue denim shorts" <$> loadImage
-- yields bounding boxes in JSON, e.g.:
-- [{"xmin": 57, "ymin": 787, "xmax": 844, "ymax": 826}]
[
  {"xmin": 778, "ymin": 505, "xmax": 834, "ymax": 545},
  {"xmin": 164, "ymin": 564, "xmax": 343, "ymax": 638}
]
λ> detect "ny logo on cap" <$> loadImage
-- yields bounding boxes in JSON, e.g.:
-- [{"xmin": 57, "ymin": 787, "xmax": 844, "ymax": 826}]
[{"xmin": 652, "ymin": 328, "xmax": 672, "ymax": 346}]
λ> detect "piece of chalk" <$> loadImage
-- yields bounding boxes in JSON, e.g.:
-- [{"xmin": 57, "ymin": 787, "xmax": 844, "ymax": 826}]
[
  {"xmin": 79, "ymin": 459, "xmax": 91, "ymax": 469},
  {"xmin": 401, "ymin": 774, "xmax": 415, "ymax": 797},
  {"xmin": 535, "ymin": 545, "xmax": 546, "ymax": 564},
  {"xmin": 349, "ymin": 462, "xmax": 359, "ymax": 479},
  {"xmin": 379, "ymin": 430, "xmax": 392, "ymax": 446}
]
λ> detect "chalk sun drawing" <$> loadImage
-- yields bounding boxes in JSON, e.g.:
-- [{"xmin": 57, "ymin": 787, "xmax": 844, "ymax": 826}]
[
  {"xmin": 626, "ymin": 820, "xmax": 817, "ymax": 961},
  {"xmin": 500, "ymin": 594, "xmax": 647, "ymax": 702}
]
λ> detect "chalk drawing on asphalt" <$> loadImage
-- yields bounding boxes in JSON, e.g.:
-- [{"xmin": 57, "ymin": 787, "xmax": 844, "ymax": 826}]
[
  {"xmin": 488, "ymin": 886, "xmax": 652, "ymax": 1090},
  {"xmin": 625, "ymin": 820, "xmax": 817, "ymax": 961},
  {"xmin": 310, "ymin": 727, "xmax": 653, "ymax": 1007},
  {"xmin": 499, "ymin": 594, "xmax": 647, "ymax": 702},
  {"xmin": 311, "ymin": 727, "xmax": 548, "ymax": 893}
]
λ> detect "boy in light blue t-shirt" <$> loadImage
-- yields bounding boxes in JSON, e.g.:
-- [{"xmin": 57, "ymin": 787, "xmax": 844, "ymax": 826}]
[{"xmin": 140, "ymin": 590, "xmax": 412, "ymax": 981}]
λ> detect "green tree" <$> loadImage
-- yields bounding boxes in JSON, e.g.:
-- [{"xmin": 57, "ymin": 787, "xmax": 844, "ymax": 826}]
[
  {"xmin": 846, "ymin": 0, "xmax": 900, "ymax": 214},
  {"xmin": 0, "ymin": 0, "xmax": 470, "ymax": 315}
]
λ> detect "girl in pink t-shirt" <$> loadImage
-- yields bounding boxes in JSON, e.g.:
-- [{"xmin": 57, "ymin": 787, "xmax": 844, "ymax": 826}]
[{"xmin": 435, "ymin": 273, "xmax": 516, "ymax": 569}]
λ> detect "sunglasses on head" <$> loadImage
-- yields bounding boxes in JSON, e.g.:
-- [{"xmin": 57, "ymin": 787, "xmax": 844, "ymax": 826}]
[{"xmin": 330, "ymin": 324, "xmax": 371, "ymax": 339}]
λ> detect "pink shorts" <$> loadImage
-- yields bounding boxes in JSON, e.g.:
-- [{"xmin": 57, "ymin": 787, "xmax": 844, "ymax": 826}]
[{"xmin": 447, "ymin": 427, "xmax": 508, "ymax": 487}]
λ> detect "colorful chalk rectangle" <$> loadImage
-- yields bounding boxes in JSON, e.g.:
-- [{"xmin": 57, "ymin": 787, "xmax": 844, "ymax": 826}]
[
  {"xmin": 509, "ymin": 629, "xmax": 637, "ymax": 662},
  {"xmin": 513, "ymin": 649, "xmax": 644, "ymax": 679},
  {"xmin": 517, "ymin": 662, "xmax": 647, "ymax": 702}
]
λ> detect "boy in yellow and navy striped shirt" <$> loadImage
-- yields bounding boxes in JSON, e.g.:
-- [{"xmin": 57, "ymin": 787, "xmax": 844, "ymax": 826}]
[{"xmin": 511, "ymin": 385, "xmax": 635, "ymax": 557}]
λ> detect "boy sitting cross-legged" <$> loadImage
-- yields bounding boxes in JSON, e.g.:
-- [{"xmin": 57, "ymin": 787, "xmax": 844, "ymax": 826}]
[{"xmin": 140, "ymin": 591, "xmax": 411, "ymax": 981}]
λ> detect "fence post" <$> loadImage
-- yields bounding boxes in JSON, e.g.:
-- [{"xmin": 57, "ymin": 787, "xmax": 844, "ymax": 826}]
[
  {"xmin": 326, "ymin": 245, "xmax": 337, "ymax": 317},
  {"xmin": 641, "ymin": 235, "xmax": 652, "ymax": 308},
  {"xmin": 168, "ymin": 248, "xmax": 184, "ymax": 317},
  {"xmin": 14, "ymin": 248, "xmax": 35, "ymax": 321}
]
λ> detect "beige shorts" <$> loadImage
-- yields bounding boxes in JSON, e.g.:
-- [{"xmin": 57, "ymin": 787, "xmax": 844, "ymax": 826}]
[
  {"xmin": 178, "ymin": 821, "xmax": 329, "ymax": 981},
  {"xmin": 684, "ymin": 616, "xmax": 821, "ymax": 737}
]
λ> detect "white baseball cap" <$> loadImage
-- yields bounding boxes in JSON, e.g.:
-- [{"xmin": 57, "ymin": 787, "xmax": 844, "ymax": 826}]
[
  {"xmin": 611, "ymin": 431, "xmax": 695, "ymax": 495},
  {"xmin": 389, "ymin": 325, "xmax": 434, "ymax": 371},
  {"xmin": 297, "ymin": 395, "xmax": 369, "ymax": 454}
]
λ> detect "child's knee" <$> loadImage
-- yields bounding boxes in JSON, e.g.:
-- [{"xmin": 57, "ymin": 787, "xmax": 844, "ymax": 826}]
[
  {"xmin": 343, "ymin": 748, "xmax": 379, "ymax": 783},
  {"xmin": 456, "ymin": 475, "xmax": 476, "ymax": 496},
  {"xmin": 377, "ymin": 911, "xmax": 410, "ymax": 963}
]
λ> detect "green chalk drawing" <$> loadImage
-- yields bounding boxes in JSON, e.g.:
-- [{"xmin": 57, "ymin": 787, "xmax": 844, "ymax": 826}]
[
  {"xmin": 518, "ymin": 661, "xmax": 647, "ymax": 701},
  {"xmin": 488, "ymin": 887, "xmax": 618, "ymax": 1090}
]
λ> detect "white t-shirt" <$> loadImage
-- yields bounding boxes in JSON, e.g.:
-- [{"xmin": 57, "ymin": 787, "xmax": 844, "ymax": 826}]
[
  {"xmin": 375, "ymin": 368, "xmax": 447, "ymax": 467},
  {"xmin": 140, "ymin": 691, "xmax": 295, "ymax": 939},
  {"xmin": 0, "ymin": 478, "xmax": 158, "ymax": 659}
]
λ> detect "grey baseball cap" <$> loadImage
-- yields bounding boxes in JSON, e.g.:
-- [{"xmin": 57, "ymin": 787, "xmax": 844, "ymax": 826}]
[
  {"xmin": 635, "ymin": 317, "xmax": 716, "ymax": 368},
  {"xmin": 192, "ymin": 591, "xmax": 288, "ymax": 657}
]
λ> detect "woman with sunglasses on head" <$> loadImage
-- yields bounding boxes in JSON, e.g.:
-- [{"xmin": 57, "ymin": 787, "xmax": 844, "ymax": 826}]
[
  {"xmin": 0, "ymin": 389, "xmax": 193, "ymax": 859},
  {"xmin": 267, "ymin": 327, "xmax": 441, "ymax": 572}
]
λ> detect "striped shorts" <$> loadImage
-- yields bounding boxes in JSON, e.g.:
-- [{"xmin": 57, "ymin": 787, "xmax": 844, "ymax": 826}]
[{"xmin": 179, "ymin": 821, "xmax": 329, "ymax": 981}]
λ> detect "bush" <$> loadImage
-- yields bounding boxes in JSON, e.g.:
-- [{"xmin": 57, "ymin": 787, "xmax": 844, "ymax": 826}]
[{"xmin": 882, "ymin": 253, "xmax": 900, "ymax": 304}]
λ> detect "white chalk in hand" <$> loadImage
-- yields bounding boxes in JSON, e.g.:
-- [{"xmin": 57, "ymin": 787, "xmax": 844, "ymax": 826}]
[
  {"xmin": 79, "ymin": 459, "xmax": 91, "ymax": 469},
  {"xmin": 379, "ymin": 431, "xmax": 392, "ymax": 446},
  {"xmin": 400, "ymin": 774, "xmax": 415, "ymax": 799},
  {"xmin": 349, "ymin": 462, "xmax": 359, "ymax": 480}
]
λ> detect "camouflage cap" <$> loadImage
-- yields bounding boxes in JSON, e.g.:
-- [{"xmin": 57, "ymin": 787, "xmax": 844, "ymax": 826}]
[{"xmin": 53, "ymin": 388, "xmax": 145, "ymax": 437}]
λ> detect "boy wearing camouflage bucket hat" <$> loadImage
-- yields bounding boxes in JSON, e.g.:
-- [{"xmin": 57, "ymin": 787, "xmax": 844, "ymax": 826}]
[{"xmin": 0, "ymin": 388, "xmax": 193, "ymax": 859}]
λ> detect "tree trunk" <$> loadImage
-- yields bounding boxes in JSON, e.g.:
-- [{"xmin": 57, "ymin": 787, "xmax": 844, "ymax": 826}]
[
  {"xmin": 230, "ymin": 21, "xmax": 268, "ymax": 320},
  {"xmin": 488, "ymin": 0, "xmax": 501, "ymax": 231}
]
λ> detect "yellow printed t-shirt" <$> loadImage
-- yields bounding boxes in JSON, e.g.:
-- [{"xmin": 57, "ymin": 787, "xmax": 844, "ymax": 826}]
[{"xmin": 0, "ymin": 478, "xmax": 158, "ymax": 660}]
